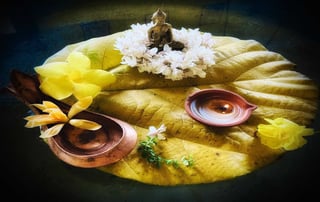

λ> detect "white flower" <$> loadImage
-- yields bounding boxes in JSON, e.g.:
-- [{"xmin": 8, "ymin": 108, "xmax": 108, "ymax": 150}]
[
  {"xmin": 121, "ymin": 55, "xmax": 137, "ymax": 67},
  {"xmin": 115, "ymin": 23, "xmax": 216, "ymax": 80},
  {"xmin": 147, "ymin": 124, "xmax": 167, "ymax": 140}
]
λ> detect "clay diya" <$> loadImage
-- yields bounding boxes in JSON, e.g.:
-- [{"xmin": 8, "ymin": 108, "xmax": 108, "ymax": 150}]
[
  {"xmin": 185, "ymin": 89, "xmax": 257, "ymax": 127},
  {"xmin": 45, "ymin": 109, "xmax": 137, "ymax": 168},
  {"xmin": 6, "ymin": 69, "xmax": 137, "ymax": 168}
]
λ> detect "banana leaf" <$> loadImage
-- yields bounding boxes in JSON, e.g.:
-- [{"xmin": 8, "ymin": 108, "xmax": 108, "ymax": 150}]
[{"xmin": 42, "ymin": 30, "xmax": 318, "ymax": 185}]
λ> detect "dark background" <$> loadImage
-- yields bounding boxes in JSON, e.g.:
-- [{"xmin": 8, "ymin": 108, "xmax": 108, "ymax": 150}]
[{"xmin": 1, "ymin": 0, "xmax": 320, "ymax": 201}]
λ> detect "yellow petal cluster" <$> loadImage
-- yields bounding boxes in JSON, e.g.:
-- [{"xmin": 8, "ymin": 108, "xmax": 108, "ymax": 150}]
[
  {"xmin": 257, "ymin": 118, "xmax": 314, "ymax": 150},
  {"xmin": 34, "ymin": 51, "xmax": 116, "ymax": 100},
  {"xmin": 24, "ymin": 97, "xmax": 101, "ymax": 138}
]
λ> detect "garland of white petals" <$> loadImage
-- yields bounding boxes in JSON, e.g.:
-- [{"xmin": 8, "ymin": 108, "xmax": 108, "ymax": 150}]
[{"xmin": 114, "ymin": 23, "xmax": 216, "ymax": 80}]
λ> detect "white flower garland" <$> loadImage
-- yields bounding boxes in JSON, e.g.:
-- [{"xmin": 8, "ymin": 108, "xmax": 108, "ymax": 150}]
[{"xmin": 114, "ymin": 23, "xmax": 216, "ymax": 80}]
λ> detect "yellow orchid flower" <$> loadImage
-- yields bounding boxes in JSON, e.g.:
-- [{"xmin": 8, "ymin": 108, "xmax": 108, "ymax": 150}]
[
  {"xmin": 257, "ymin": 118, "xmax": 314, "ymax": 150},
  {"xmin": 34, "ymin": 51, "xmax": 116, "ymax": 100},
  {"xmin": 24, "ymin": 96, "xmax": 101, "ymax": 138}
]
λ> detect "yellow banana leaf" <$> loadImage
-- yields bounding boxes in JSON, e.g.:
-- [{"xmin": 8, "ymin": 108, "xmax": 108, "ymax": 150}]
[{"xmin": 43, "ymin": 31, "xmax": 319, "ymax": 185}]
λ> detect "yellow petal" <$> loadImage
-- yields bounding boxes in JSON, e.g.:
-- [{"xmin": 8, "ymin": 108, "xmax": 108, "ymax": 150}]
[
  {"xmin": 39, "ymin": 77, "xmax": 74, "ymax": 100},
  {"xmin": 42, "ymin": 101, "xmax": 60, "ymax": 109},
  {"xmin": 32, "ymin": 101, "xmax": 65, "ymax": 115},
  {"xmin": 68, "ymin": 69, "xmax": 83, "ymax": 82},
  {"xmin": 31, "ymin": 103, "xmax": 46, "ymax": 111},
  {"xmin": 283, "ymin": 137, "xmax": 307, "ymax": 151},
  {"xmin": 24, "ymin": 114, "xmax": 60, "ymax": 128},
  {"xmin": 34, "ymin": 62, "xmax": 69, "ymax": 77},
  {"xmin": 68, "ymin": 96, "xmax": 93, "ymax": 118},
  {"xmin": 48, "ymin": 108, "xmax": 69, "ymax": 122},
  {"xmin": 69, "ymin": 119, "xmax": 102, "ymax": 130},
  {"xmin": 258, "ymin": 124, "xmax": 282, "ymax": 149},
  {"xmin": 82, "ymin": 69, "xmax": 116, "ymax": 87},
  {"xmin": 67, "ymin": 51, "xmax": 91, "ymax": 70},
  {"xmin": 299, "ymin": 128, "xmax": 314, "ymax": 136},
  {"xmin": 73, "ymin": 83, "xmax": 101, "ymax": 99},
  {"xmin": 39, "ymin": 124, "xmax": 65, "ymax": 138}
]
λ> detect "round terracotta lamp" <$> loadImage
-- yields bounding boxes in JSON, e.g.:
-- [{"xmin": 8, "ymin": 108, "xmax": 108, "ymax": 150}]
[
  {"xmin": 185, "ymin": 89, "xmax": 257, "ymax": 127},
  {"xmin": 46, "ymin": 110, "xmax": 138, "ymax": 168}
]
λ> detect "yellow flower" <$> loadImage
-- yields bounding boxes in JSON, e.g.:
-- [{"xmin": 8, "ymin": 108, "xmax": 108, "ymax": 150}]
[
  {"xmin": 24, "ymin": 96, "xmax": 101, "ymax": 138},
  {"xmin": 34, "ymin": 51, "xmax": 116, "ymax": 100},
  {"xmin": 257, "ymin": 118, "xmax": 314, "ymax": 150}
]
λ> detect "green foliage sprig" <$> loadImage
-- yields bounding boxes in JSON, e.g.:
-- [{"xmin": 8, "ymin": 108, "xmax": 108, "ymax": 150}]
[{"xmin": 138, "ymin": 136, "xmax": 194, "ymax": 168}]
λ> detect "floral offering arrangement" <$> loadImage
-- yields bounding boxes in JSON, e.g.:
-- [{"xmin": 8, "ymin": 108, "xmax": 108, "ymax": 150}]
[
  {"xmin": 115, "ymin": 23, "xmax": 215, "ymax": 80},
  {"xmin": 5, "ymin": 9, "xmax": 318, "ymax": 186}
]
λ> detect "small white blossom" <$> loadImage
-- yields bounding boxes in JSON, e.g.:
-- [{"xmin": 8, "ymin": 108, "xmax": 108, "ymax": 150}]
[{"xmin": 147, "ymin": 124, "xmax": 167, "ymax": 140}]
